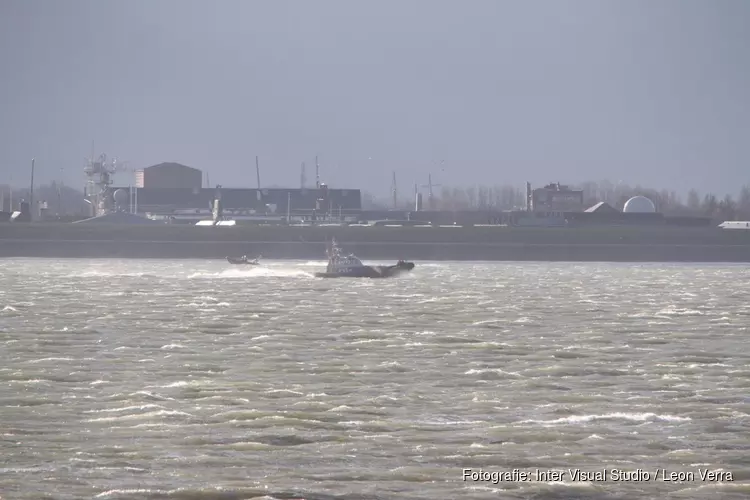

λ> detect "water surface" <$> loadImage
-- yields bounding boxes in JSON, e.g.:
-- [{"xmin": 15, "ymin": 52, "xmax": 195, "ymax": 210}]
[{"xmin": 1, "ymin": 259, "xmax": 749, "ymax": 499}]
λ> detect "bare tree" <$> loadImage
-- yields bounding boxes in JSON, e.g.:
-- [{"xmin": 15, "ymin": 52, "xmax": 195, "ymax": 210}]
[
  {"xmin": 737, "ymin": 185, "xmax": 750, "ymax": 218},
  {"xmin": 702, "ymin": 194, "xmax": 718, "ymax": 216},
  {"xmin": 686, "ymin": 189, "xmax": 700, "ymax": 211},
  {"xmin": 718, "ymin": 194, "xmax": 737, "ymax": 220},
  {"xmin": 466, "ymin": 186, "xmax": 477, "ymax": 209}
]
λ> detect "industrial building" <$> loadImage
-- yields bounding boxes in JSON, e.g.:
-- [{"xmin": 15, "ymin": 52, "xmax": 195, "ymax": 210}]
[
  {"xmin": 111, "ymin": 162, "xmax": 362, "ymax": 222},
  {"xmin": 528, "ymin": 182, "xmax": 585, "ymax": 212}
]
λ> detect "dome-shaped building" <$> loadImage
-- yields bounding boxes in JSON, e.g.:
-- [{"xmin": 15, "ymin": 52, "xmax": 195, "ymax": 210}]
[{"xmin": 623, "ymin": 195, "xmax": 656, "ymax": 213}]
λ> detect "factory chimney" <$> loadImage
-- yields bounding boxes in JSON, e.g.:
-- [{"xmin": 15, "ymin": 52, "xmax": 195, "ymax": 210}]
[{"xmin": 526, "ymin": 182, "xmax": 532, "ymax": 212}]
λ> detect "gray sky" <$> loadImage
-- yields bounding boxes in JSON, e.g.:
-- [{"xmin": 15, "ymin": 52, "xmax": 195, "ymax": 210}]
[{"xmin": 1, "ymin": 0, "xmax": 748, "ymax": 198}]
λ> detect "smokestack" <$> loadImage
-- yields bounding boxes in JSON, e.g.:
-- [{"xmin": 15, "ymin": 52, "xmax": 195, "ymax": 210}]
[
  {"xmin": 29, "ymin": 158, "xmax": 35, "ymax": 222},
  {"xmin": 526, "ymin": 182, "xmax": 532, "ymax": 212},
  {"xmin": 315, "ymin": 156, "xmax": 320, "ymax": 189},
  {"xmin": 212, "ymin": 186, "xmax": 223, "ymax": 223}
]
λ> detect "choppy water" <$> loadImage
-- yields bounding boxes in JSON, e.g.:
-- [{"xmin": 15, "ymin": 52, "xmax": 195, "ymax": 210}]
[{"xmin": 1, "ymin": 258, "xmax": 749, "ymax": 500}]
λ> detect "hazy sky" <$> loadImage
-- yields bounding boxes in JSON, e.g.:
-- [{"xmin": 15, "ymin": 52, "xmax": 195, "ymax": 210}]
[{"xmin": 1, "ymin": 0, "xmax": 748, "ymax": 198}]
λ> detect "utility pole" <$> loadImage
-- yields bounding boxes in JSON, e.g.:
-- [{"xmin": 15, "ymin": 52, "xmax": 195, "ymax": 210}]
[
  {"xmin": 58, "ymin": 167, "xmax": 64, "ymax": 216},
  {"xmin": 29, "ymin": 158, "xmax": 35, "ymax": 221},
  {"xmin": 391, "ymin": 171, "xmax": 398, "ymax": 209},
  {"xmin": 255, "ymin": 156, "xmax": 261, "ymax": 189}
]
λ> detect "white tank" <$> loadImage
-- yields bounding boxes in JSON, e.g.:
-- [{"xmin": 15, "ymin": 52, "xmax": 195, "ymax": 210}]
[
  {"xmin": 113, "ymin": 189, "xmax": 129, "ymax": 206},
  {"xmin": 623, "ymin": 195, "xmax": 656, "ymax": 213}
]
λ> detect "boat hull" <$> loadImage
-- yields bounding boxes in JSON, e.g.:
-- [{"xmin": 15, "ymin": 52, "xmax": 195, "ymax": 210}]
[
  {"xmin": 226, "ymin": 257, "xmax": 259, "ymax": 265},
  {"xmin": 314, "ymin": 262, "xmax": 414, "ymax": 278}
]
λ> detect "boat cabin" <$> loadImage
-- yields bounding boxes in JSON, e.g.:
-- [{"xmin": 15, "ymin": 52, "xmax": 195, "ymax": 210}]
[
  {"xmin": 333, "ymin": 254, "xmax": 363, "ymax": 267},
  {"xmin": 327, "ymin": 250, "xmax": 365, "ymax": 273}
]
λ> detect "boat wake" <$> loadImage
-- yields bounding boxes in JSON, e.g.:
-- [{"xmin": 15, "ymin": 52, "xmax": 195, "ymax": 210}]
[
  {"xmin": 74, "ymin": 270, "xmax": 159, "ymax": 278},
  {"xmin": 298, "ymin": 260, "xmax": 329, "ymax": 267},
  {"xmin": 187, "ymin": 267, "xmax": 313, "ymax": 279}
]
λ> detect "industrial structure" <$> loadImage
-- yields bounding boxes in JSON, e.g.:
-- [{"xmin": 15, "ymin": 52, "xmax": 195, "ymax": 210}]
[
  {"xmin": 110, "ymin": 161, "xmax": 363, "ymax": 223},
  {"xmin": 366, "ymin": 181, "xmax": 709, "ymax": 228},
  {"xmin": 83, "ymin": 153, "xmax": 121, "ymax": 216},
  {"xmin": 0, "ymin": 153, "xmax": 717, "ymax": 229},
  {"xmin": 93, "ymin": 164, "xmax": 714, "ymax": 227},
  {"xmin": 528, "ymin": 182, "xmax": 585, "ymax": 212}
]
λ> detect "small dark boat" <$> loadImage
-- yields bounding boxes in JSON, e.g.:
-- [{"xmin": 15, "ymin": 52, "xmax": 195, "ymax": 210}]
[
  {"xmin": 226, "ymin": 255, "xmax": 261, "ymax": 265},
  {"xmin": 314, "ymin": 239, "xmax": 415, "ymax": 278}
]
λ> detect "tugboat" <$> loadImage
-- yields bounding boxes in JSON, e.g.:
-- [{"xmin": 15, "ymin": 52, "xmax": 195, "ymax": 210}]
[
  {"xmin": 226, "ymin": 254, "xmax": 261, "ymax": 265},
  {"xmin": 314, "ymin": 238, "xmax": 415, "ymax": 278}
]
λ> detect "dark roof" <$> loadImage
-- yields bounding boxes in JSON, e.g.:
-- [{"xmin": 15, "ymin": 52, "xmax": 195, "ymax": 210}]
[
  {"xmin": 584, "ymin": 202, "xmax": 619, "ymax": 213},
  {"xmin": 144, "ymin": 162, "xmax": 201, "ymax": 173}
]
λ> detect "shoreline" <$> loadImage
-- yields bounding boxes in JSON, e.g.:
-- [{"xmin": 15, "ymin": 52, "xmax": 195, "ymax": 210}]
[{"xmin": 2, "ymin": 223, "xmax": 749, "ymax": 262}]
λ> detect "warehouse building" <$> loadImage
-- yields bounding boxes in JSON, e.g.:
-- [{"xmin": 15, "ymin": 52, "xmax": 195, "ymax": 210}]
[{"xmin": 134, "ymin": 162, "xmax": 202, "ymax": 189}]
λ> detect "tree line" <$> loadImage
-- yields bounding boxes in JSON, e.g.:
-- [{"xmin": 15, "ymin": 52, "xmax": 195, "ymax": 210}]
[
  {"xmin": 1, "ymin": 182, "xmax": 91, "ymax": 215},
  {"xmin": 364, "ymin": 180, "xmax": 750, "ymax": 220}
]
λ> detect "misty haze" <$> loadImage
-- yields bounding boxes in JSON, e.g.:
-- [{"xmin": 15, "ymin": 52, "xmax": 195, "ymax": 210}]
[{"xmin": 1, "ymin": 0, "xmax": 748, "ymax": 197}]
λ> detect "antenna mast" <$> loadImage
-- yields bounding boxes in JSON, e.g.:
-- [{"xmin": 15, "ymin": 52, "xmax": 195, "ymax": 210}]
[
  {"xmin": 255, "ymin": 156, "xmax": 261, "ymax": 189},
  {"xmin": 391, "ymin": 171, "xmax": 398, "ymax": 209}
]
